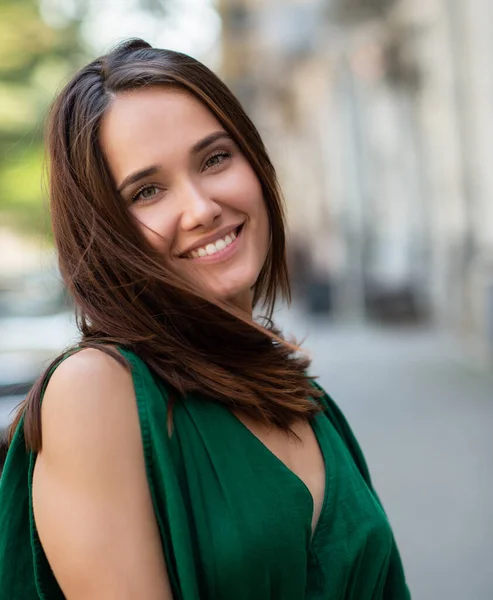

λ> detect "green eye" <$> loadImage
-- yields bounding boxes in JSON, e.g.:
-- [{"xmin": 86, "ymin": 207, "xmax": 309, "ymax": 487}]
[
  {"xmin": 141, "ymin": 186, "xmax": 156, "ymax": 198},
  {"xmin": 132, "ymin": 185, "xmax": 159, "ymax": 204},
  {"xmin": 204, "ymin": 150, "xmax": 232, "ymax": 171},
  {"xmin": 208, "ymin": 155, "xmax": 221, "ymax": 167}
]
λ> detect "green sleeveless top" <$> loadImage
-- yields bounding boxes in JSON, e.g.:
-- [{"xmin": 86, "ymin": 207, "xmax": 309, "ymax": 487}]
[{"xmin": 0, "ymin": 348, "xmax": 411, "ymax": 599}]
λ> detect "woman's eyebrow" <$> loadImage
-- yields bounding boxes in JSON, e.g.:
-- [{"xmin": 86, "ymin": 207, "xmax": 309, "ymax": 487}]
[
  {"xmin": 191, "ymin": 131, "xmax": 231, "ymax": 154},
  {"xmin": 117, "ymin": 166, "xmax": 161, "ymax": 194},
  {"xmin": 117, "ymin": 131, "xmax": 231, "ymax": 194}
]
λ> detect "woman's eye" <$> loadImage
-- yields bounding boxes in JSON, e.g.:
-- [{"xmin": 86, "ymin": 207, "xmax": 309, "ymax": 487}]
[
  {"xmin": 204, "ymin": 150, "xmax": 232, "ymax": 171},
  {"xmin": 132, "ymin": 184, "xmax": 159, "ymax": 204}
]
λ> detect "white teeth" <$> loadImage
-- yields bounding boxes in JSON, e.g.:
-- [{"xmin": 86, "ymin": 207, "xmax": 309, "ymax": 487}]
[{"xmin": 187, "ymin": 227, "xmax": 240, "ymax": 258}]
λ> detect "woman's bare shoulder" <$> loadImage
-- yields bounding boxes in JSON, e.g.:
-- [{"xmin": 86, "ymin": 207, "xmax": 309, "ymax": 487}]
[
  {"xmin": 40, "ymin": 347, "xmax": 138, "ymax": 457},
  {"xmin": 47, "ymin": 346, "xmax": 130, "ymax": 389}
]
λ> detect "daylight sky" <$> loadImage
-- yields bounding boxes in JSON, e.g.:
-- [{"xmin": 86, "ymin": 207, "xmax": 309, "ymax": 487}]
[{"xmin": 40, "ymin": 0, "xmax": 222, "ymax": 66}]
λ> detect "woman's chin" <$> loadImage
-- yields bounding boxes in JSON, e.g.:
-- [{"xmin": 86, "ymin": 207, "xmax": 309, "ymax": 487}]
[
  {"xmin": 205, "ymin": 283, "xmax": 253, "ymax": 312},
  {"xmin": 179, "ymin": 263, "xmax": 259, "ymax": 312}
]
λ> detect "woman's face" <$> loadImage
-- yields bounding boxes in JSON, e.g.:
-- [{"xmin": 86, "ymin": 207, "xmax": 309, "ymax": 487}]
[{"xmin": 100, "ymin": 87, "xmax": 270, "ymax": 312}]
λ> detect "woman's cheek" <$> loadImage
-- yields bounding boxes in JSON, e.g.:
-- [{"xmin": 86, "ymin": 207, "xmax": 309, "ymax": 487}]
[{"xmin": 133, "ymin": 209, "xmax": 177, "ymax": 255}]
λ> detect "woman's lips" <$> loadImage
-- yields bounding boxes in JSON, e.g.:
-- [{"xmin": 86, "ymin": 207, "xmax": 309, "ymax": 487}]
[{"xmin": 184, "ymin": 225, "xmax": 243, "ymax": 264}]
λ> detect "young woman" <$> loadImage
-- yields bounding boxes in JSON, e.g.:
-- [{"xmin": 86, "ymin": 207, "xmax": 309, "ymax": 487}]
[{"xmin": 0, "ymin": 39, "xmax": 411, "ymax": 599}]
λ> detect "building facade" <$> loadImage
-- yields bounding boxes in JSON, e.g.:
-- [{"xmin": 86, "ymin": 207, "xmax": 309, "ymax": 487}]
[{"xmin": 218, "ymin": 0, "xmax": 493, "ymax": 362}]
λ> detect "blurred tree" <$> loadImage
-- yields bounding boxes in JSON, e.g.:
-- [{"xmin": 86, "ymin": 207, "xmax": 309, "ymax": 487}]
[
  {"xmin": 0, "ymin": 0, "xmax": 171, "ymax": 238},
  {"xmin": 0, "ymin": 0, "xmax": 89, "ymax": 236}
]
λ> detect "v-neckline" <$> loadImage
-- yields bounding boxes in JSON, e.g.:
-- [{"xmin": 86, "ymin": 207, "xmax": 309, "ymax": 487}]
[{"xmin": 231, "ymin": 411, "xmax": 330, "ymax": 541}]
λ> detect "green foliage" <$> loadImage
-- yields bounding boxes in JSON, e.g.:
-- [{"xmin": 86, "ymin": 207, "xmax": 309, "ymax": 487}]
[
  {"xmin": 0, "ymin": 0, "xmax": 172, "ymax": 238},
  {"xmin": 0, "ymin": 0, "xmax": 88, "ymax": 237},
  {"xmin": 0, "ymin": 145, "xmax": 51, "ymax": 234}
]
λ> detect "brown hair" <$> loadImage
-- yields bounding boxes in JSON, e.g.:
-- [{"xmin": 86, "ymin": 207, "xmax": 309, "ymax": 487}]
[{"xmin": 10, "ymin": 39, "xmax": 321, "ymax": 450}]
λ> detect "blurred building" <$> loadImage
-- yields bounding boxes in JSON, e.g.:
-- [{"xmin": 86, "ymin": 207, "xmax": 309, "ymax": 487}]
[
  {"xmin": 219, "ymin": 0, "xmax": 338, "ymax": 314},
  {"xmin": 218, "ymin": 0, "xmax": 493, "ymax": 364}
]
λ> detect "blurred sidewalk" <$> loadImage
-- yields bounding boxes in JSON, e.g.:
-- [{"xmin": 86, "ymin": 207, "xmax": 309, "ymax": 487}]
[{"xmin": 276, "ymin": 305, "xmax": 493, "ymax": 600}]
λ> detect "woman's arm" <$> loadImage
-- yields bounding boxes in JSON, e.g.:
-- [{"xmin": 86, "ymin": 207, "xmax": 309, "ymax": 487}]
[{"xmin": 32, "ymin": 349, "xmax": 173, "ymax": 599}]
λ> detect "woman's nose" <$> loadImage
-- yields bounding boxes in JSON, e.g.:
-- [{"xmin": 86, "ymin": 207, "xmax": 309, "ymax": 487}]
[{"xmin": 179, "ymin": 181, "xmax": 222, "ymax": 231}]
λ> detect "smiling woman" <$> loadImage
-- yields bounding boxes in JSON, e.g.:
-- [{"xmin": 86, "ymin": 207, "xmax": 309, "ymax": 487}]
[
  {"xmin": 0, "ymin": 39, "xmax": 411, "ymax": 600},
  {"xmin": 100, "ymin": 87, "xmax": 270, "ymax": 309}
]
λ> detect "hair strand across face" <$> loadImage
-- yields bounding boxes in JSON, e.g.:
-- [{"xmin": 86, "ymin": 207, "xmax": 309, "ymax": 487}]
[{"xmin": 10, "ymin": 38, "xmax": 322, "ymax": 450}]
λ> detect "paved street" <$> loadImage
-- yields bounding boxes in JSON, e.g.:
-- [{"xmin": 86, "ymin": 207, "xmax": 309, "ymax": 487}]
[{"xmin": 276, "ymin": 306, "xmax": 493, "ymax": 600}]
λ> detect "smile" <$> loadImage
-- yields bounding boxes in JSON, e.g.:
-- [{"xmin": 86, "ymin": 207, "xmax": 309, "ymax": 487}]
[{"xmin": 183, "ymin": 225, "xmax": 243, "ymax": 261}]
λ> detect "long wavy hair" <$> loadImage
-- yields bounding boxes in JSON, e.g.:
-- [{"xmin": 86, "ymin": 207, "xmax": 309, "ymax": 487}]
[{"xmin": 10, "ymin": 39, "xmax": 321, "ymax": 451}]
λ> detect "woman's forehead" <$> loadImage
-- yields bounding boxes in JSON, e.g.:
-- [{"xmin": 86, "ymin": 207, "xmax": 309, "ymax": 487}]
[
  {"xmin": 101, "ymin": 87, "xmax": 221, "ymax": 143},
  {"xmin": 100, "ymin": 87, "xmax": 224, "ymax": 180}
]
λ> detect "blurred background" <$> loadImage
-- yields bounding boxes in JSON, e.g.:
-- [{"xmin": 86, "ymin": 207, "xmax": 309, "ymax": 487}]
[{"xmin": 1, "ymin": 0, "xmax": 492, "ymax": 597}]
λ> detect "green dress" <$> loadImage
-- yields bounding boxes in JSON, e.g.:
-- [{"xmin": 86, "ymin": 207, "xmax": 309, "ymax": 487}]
[{"xmin": 0, "ymin": 348, "xmax": 411, "ymax": 599}]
